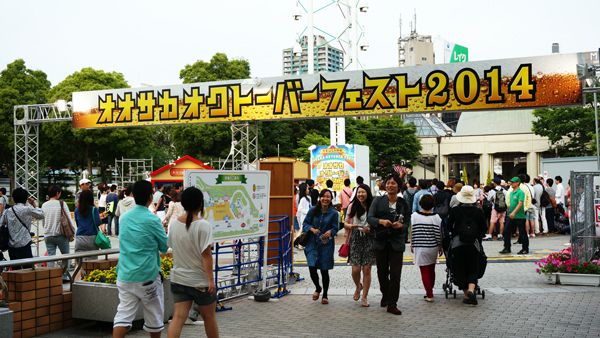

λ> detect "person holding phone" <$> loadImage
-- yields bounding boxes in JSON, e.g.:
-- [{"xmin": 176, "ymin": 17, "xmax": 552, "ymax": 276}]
[
  {"xmin": 167, "ymin": 187, "xmax": 218, "ymax": 338},
  {"xmin": 302, "ymin": 189, "xmax": 339, "ymax": 304},
  {"xmin": 367, "ymin": 173, "xmax": 410, "ymax": 315}
]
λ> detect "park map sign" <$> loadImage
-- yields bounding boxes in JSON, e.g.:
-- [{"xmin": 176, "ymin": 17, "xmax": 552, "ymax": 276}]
[
  {"xmin": 183, "ymin": 170, "xmax": 270, "ymax": 241},
  {"xmin": 72, "ymin": 53, "xmax": 584, "ymax": 129}
]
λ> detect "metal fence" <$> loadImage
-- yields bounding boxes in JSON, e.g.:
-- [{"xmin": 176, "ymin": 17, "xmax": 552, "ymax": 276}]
[{"xmin": 570, "ymin": 171, "xmax": 600, "ymax": 262}]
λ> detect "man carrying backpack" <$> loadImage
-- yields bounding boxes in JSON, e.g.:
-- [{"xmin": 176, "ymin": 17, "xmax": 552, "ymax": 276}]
[
  {"xmin": 499, "ymin": 177, "xmax": 528, "ymax": 255},
  {"xmin": 483, "ymin": 178, "xmax": 507, "ymax": 241},
  {"xmin": 403, "ymin": 177, "xmax": 418, "ymax": 211}
]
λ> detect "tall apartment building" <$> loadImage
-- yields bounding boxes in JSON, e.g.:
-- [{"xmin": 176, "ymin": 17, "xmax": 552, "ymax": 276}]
[{"xmin": 282, "ymin": 35, "xmax": 344, "ymax": 75}]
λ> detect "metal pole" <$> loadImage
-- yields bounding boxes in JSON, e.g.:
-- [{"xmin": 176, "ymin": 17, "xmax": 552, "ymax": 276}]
[
  {"xmin": 595, "ymin": 92, "xmax": 600, "ymax": 171},
  {"xmin": 307, "ymin": 0, "xmax": 314, "ymax": 75},
  {"xmin": 437, "ymin": 136, "xmax": 441, "ymax": 178}
]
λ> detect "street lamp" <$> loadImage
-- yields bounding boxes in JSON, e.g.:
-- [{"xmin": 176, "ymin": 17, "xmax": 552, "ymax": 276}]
[{"xmin": 577, "ymin": 63, "xmax": 600, "ymax": 170}]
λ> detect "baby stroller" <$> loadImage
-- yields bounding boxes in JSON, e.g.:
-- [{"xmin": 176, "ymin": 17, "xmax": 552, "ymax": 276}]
[{"xmin": 441, "ymin": 236, "xmax": 485, "ymax": 300}]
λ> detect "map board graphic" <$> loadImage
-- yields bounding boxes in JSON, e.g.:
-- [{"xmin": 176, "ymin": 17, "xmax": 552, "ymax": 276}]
[{"xmin": 183, "ymin": 170, "xmax": 271, "ymax": 241}]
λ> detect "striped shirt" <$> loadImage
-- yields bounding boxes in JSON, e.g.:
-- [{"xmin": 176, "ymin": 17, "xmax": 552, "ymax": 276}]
[
  {"xmin": 41, "ymin": 200, "xmax": 74, "ymax": 237},
  {"xmin": 410, "ymin": 212, "xmax": 442, "ymax": 248}
]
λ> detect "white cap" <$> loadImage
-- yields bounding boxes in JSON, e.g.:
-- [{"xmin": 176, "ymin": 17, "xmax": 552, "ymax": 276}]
[
  {"xmin": 538, "ymin": 173, "xmax": 543, "ymax": 177},
  {"xmin": 500, "ymin": 179, "xmax": 506, "ymax": 185},
  {"xmin": 79, "ymin": 178, "xmax": 91, "ymax": 185}
]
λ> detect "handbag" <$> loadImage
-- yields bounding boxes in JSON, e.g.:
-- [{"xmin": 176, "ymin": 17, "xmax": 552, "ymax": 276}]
[
  {"xmin": 59, "ymin": 201, "xmax": 76, "ymax": 241},
  {"xmin": 338, "ymin": 228, "xmax": 352, "ymax": 258},
  {"xmin": 297, "ymin": 230, "xmax": 311, "ymax": 247},
  {"xmin": 478, "ymin": 245, "xmax": 487, "ymax": 279},
  {"xmin": 92, "ymin": 207, "xmax": 111, "ymax": 249}
]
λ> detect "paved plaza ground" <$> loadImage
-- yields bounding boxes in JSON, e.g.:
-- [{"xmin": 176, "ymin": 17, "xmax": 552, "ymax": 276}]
[{"xmin": 34, "ymin": 232, "xmax": 600, "ymax": 337}]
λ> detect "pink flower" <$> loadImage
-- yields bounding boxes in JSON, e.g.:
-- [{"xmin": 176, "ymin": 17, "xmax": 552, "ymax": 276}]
[
  {"xmin": 584, "ymin": 263, "xmax": 589, "ymax": 267},
  {"xmin": 536, "ymin": 268, "xmax": 540, "ymax": 273},
  {"xmin": 567, "ymin": 266, "xmax": 573, "ymax": 272}
]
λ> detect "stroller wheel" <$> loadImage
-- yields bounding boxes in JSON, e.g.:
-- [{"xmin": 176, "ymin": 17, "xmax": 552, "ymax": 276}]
[
  {"xmin": 442, "ymin": 283, "xmax": 447, "ymax": 292},
  {"xmin": 445, "ymin": 291, "xmax": 449, "ymax": 299},
  {"xmin": 453, "ymin": 290, "xmax": 457, "ymax": 298},
  {"xmin": 476, "ymin": 287, "xmax": 481, "ymax": 295},
  {"xmin": 481, "ymin": 290, "xmax": 485, "ymax": 299}
]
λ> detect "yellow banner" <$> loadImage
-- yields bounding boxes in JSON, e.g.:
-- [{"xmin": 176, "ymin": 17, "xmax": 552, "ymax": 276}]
[{"xmin": 72, "ymin": 54, "xmax": 583, "ymax": 129}]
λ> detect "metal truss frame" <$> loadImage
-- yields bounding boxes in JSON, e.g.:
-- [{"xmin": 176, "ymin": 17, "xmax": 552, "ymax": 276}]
[
  {"xmin": 14, "ymin": 102, "xmax": 74, "ymax": 256},
  {"xmin": 230, "ymin": 122, "xmax": 259, "ymax": 170}
]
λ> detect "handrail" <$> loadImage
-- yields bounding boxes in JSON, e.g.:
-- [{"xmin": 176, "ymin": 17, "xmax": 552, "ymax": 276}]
[
  {"xmin": 0, "ymin": 248, "xmax": 120, "ymax": 298},
  {"xmin": 0, "ymin": 248, "xmax": 120, "ymax": 269}
]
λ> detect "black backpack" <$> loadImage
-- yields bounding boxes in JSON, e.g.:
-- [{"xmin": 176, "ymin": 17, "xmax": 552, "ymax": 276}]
[
  {"xmin": 456, "ymin": 207, "xmax": 478, "ymax": 244},
  {"xmin": 405, "ymin": 190, "xmax": 417, "ymax": 211},
  {"xmin": 540, "ymin": 189, "xmax": 551, "ymax": 207},
  {"xmin": 435, "ymin": 194, "xmax": 450, "ymax": 217}
]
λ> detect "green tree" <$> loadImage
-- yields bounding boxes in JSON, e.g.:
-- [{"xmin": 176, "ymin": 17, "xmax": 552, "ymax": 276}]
[
  {"xmin": 0, "ymin": 59, "xmax": 51, "ymax": 189},
  {"xmin": 346, "ymin": 116, "xmax": 421, "ymax": 177},
  {"xmin": 173, "ymin": 53, "xmax": 252, "ymax": 163},
  {"xmin": 292, "ymin": 132, "xmax": 331, "ymax": 161},
  {"xmin": 44, "ymin": 68, "xmax": 159, "ymax": 183},
  {"xmin": 180, "ymin": 53, "xmax": 251, "ymax": 83},
  {"xmin": 259, "ymin": 119, "xmax": 329, "ymax": 159},
  {"xmin": 532, "ymin": 106, "xmax": 595, "ymax": 157},
  {"xmin": 486, "ymin": 170, "xmax": 492, "ymax": 186}
]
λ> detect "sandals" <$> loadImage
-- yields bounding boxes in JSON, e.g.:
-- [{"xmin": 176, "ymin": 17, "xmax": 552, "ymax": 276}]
[
  {"xmin": 312, "ymin": 288, "xmax": 322, "ymax": 301},
  {"xmin": 353, "ymin": 283, "xmax": 363, "ymax": 301},
  {"xmin": 321, "ymin": 298, "xmax": 329, "ymax": 304},
  {"xmin": 361, "ymin": 298, "xmax": 370, "ymax": 307}
]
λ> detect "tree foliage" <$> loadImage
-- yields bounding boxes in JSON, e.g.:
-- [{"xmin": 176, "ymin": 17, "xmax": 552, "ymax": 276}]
[
  {"xmin": 345, "ymin": 116, "xmax": 422, "ymax": 177},
  {"xmin": 174, "ymin": 53, "xmax": 252, "ymax": 163},
  {"xmin": 0, "ymin": 59, "xmax": 51, "ymax": 188},
  {"xmin": 43, "ymin": 68, "xmax": 162, "ymax": 183},
  {"xmin": 532, "ymin": 107, "xmax": 595, "ymax": 157},
  {"xmin": 179, "ymin": 53, "xmax": 251, "ymax": 84}
]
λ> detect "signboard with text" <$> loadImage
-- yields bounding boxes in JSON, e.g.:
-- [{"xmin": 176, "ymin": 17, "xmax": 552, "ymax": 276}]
[
  {"xmin": 310, "ymin": 145, "xmax": 369, "ymax": 192},
  {"xmin": 73, "ymin": 53, "xmax": 584, "ymax": 129},
  {"xmin": 183, "ymin": 170, "xmax": 270, "ymax": 241}
]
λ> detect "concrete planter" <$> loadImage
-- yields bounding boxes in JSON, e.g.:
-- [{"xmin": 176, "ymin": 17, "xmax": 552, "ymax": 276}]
[
  {"xmin": 543, "ymin": 273, "xmax": 560, "ymax": 284},
  {"xmin": 556, "ymin": 273, "xmax": 600, "ymax": 286},
  {"xmin": 72, "ymin": 277, "xmax": 174, "ymax": 323},
  {"xmin": 0, "ymin": 308, "xmax": 13, "ymax": 334}
]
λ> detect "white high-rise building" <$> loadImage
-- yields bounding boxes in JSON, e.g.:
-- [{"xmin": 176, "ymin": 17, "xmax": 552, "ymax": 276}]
[{"xmin": 283, "ymin": 35, "xmax": 344, "ymax": 76}]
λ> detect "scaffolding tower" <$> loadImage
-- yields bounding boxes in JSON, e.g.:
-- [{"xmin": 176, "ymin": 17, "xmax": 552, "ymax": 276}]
[
  {"xmin": 14, "ymin": 102, "xmax": 74, "ymax": 256},
  {"xmin": 115, "ymin": 157, "xmax": 154, "ymax": 188}
]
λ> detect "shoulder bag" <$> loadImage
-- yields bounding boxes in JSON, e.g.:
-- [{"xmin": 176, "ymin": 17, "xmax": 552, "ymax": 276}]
[
  {"xmin": 338, "ymin": 227, "xmax": 351, "ymax": 258},
  {"xmin": 59, "ymin": 201, "xmax": 76, "ymax": 241},
  {"xmin": 297, "ymin": 230, "xmax": 311, "ymax": 247},
  {"xmin": 92, "ymin": 207, "xmax": 111, "ymax": 249}
]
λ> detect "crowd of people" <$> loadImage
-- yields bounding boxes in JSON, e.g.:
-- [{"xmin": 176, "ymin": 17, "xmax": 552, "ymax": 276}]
[
  {"xmin": 292, "ymin": 171, "xmax": 574, "ymax": 312},
  {"xmin": 0, "ymin": 179, "xmax": 217, "ymax": 338}
]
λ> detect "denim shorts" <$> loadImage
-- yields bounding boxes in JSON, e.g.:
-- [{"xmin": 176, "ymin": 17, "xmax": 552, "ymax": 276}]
[
  {"xmin": 171, "ymin": 282, "xmax": 217, "ymax": 306},
  {"xmin": 525, "ymin": 209, "xmax": 535, "ymax": 220}
]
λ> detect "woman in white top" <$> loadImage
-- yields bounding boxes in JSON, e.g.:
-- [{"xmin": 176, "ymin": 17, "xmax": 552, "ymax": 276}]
[
  {"xmin": 162, "ymin": 189, "xmax": 184, "ymax": 233},
  {"xmin": 295, "ymin": 183, "xmax": 311, "ymax": 243},
  {"xmin": 410, "ymin": 194, "xmax": 443, "ymax": 302},
  {"xmin": 344, "ymin": 184, "xmax": 375, "ymax": 307},
  {"xmin": 167, "ymin": 187, "xmax": 218, "ymax": 338},
  {"xmin": 98, "ymin": 186, "xmax": 108, "ymax": 225},
  {"xmin": 41, "ymin": 185, "xmax": 75, "ymax": 269}
]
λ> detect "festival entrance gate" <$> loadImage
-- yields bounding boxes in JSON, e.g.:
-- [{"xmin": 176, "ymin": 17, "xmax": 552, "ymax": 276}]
[{"xmin": 14, "ymin": 53, "xmax": 589, "ymax": 303}]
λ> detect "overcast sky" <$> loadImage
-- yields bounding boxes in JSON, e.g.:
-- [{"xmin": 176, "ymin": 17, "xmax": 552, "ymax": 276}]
[{"xmin": 1, "ymin": 0, "xmax": 598, "ymax": 88}]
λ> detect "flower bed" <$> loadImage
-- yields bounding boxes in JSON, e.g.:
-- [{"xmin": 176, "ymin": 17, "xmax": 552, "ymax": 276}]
[
  {"xmin": 535, "ymin": 247, "xmax": 600, "ymax": 286},
  {"xmin": 73, "ymin": 257, "xmax": 174, "ymax": 322}
]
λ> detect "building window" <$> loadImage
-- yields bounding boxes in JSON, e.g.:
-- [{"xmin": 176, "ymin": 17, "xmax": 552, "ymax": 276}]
[{"xmin": 422, "ymin": 57, "xmax": 427, "ymax": 61}]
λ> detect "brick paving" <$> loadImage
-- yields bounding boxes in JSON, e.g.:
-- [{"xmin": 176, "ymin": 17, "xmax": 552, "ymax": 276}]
[{"xmin": 38, "ymin": 232, "xmax": 600, "ymax": 338}]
